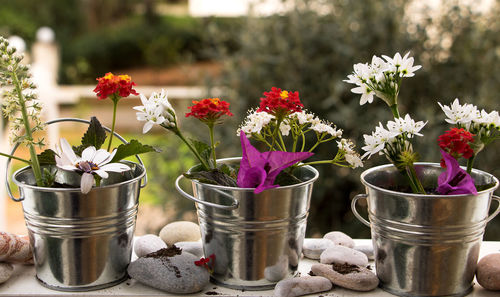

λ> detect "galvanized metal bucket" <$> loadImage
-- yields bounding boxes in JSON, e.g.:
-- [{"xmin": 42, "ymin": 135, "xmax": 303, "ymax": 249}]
[
  {"xmin": 352, "ymin": 163, "xmax": 500, "ymax": 297},
  {"xmin": 175, "ymin": 157, "xmax": 319, "ymax": 290},
  {"xmin": 5, "ymin": 118, "xmax": 147, "ymax": 291}
]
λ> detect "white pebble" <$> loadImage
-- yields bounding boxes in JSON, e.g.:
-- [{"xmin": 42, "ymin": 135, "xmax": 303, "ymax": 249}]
[
  {"xmin": 303, "ymin": 238, "xmax": 335, "ymax": 259},
  {"xmin": 320, "ymin": 245, "xmax": 368, "ymax": 267},
  {"xmin": 0, "ymin": 263, "xmax": 14, "ymax": 284},
  {"xmin": 159, "ymin": 221, "xmax": 201, "ymax": 246},
  {"xmin": 323, "ymin": 231, "xmax": 355, "ymax": 248},
  {"xmin": 274, "ymin": 276, "xmax": 332, "ymax": 297},
  {"xmin": 134, "ymin": 234, "xmax": 167, "ymax": 258}
]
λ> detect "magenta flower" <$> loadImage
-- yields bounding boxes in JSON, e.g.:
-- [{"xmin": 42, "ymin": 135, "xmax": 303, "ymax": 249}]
[
  {"xmin": 237, "ymin": 132, "xmax": 313, "ymax": 193},
  {"xmin": 436, "ymin": 150, "xmax": 477, "ymax": 195}
]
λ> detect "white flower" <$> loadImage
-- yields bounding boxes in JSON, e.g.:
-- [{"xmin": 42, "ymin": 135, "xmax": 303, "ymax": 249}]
[
  {"xmin": 55, "ymin": 138, "xmax": 130, "ymax": 194},
  {"xmin": 438, "ymin": 98, "xmax": 479, "ymax": 129},
  {"xmin": 350, "ymin": 85, "xmax": 375, "ymax": 105},
  {"xmin": 474, "ymin": 109, "xmax": 500, "ymax": 128},
  {"xmin": 279, "ymin": 122, "xmax": 291, "ymax": 136},
  {"xmin": 134, "ymin": 89, "xmax": 176, "ymax": 133},
  {"xmin": 362, "ymin": 123, "xmax": 399, "ymax": 159},
  {"xmin": 311, "ymin": 121, "xmax": 343, "ymax": 138},
  {"xmin": 382, "ymin": 52, "xmax": 422, "ymax": 77},
  {"xmin": 290, "ymin": 110, "xmax": 317, "ymax": 125},
  {"xmin": 387, "ymin": 114, "xmax": 427, "ymax": 137},
  {"xmin": 237, "ymin": 110, "xmax": 275, "ymax": 136},
  {"xmin": 337, "ymin": 139, "xmax": 363, "ymax": 168}
]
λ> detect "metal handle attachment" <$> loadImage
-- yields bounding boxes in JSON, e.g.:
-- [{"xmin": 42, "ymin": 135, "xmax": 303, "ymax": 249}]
[
  {"xmin": 486, "ymin": 195, "xmax": 500, "ymax": 223},
  {"xmin": 175, "ymin": 175, "xmax": 239, "ymax": 210},
  {"xmin": 6, "ymin": 117, "xmax": 148, "ymax": 202},
  {"xmin": 351, "ymin": 194, "xmax": 371, "ymax": 227}
]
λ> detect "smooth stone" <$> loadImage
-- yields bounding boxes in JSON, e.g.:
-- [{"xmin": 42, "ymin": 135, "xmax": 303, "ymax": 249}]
[
  {"xmin": 303, "ymin": 238, "xmax": 335, "ymax": 260},
  {"xmin": 476, "ymin": 253, "xmax": 500, "ymax": 291},
  {"xmin": 127, "ymin": 250, "xmax": 209, "ymax": 293},
  {"xmin": 311, "ymin": 263, "xmax": 379, "ymax": 291},
  {"xmin": 265, "ymin": 255, "xmax": 289, "ymax": 282},
  {"xmin": 175, "ymin": 241, "xmax": 204, "ymax": 258},
  {"xmin": 320, "ymin": 245, "xmax": 368, "ymax": 267},
  {"xmin": 159, "ymin": 221, "xmax": 201, "ymax": 246},
  {"xmin": 354, "ymin": 244, "xmax": 374, "ymax": 260},
  {"xmin": 274, "ymin": 276, "xmax": 332, "ymax": 297},
  {"xmin": 0, "ymin": 263, "xmax": 14, "ymax": 284},
  {"xmin": 134, "ymin": 234, "xmax": 167, "ymax": 258},
  {"xmin": 323, "ymin": 231, "xmax": 355, "ymax": 248}
]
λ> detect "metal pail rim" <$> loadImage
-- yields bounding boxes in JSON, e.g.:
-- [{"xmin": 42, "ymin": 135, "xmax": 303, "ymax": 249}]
[
  {"xmin": 360, "ymin": 162, "xmax": 499, "ymax": 198},
  {"xmin": 12, "ymin": 160, "xmax": 146, "ymax": 193},
  {"xmin": 189, "ymin": 157, "xmax": 320, "ymax": 192}
]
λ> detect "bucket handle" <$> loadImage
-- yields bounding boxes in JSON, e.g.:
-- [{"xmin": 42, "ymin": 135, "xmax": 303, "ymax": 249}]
[
  {"xmin": 6, "ymin": 118, "xmax": 148, "ymax": 202},
  {"xmin": 175, "ymin": 175, "xmax": 239, "ymax": 210},
  {"xmin": 351, "ymin": 194, "xmax": 370, "ymax": 227},
  {"xmin": 486, "ymin": 195, "xmax": 500, "ymax": 223}
]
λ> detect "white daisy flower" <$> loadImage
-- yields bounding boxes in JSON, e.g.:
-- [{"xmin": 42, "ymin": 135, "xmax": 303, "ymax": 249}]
[
  {"xmin": 387, "ymin": 114, "xmax": 427, "ymax": 137},
  {"xmin": 438, "ymin": 98, "xmax": 479, "ymax": 129},
  {"xmin": 55, "ymin": 138, "xmax": 130, "ymax": 194},
  {"xmin": 134, "ymin": 89, "xmax": 176, "ymax": 133}
]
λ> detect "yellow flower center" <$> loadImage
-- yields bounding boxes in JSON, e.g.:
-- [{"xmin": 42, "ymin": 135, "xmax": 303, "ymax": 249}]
[
  {"xmin": 118, "ymin": 74, "xmax": 131, "ymax": 82},
  {"xmin": 104, "ymin": 72, "xmax": 115, "ymax": 80},
  {"xmin": 280, "ymin": 91, "xmax": 288, "ymax": 99},
  {"xmin": 210, "ymin": 98, "xmax": 220, "ymax": 105}
]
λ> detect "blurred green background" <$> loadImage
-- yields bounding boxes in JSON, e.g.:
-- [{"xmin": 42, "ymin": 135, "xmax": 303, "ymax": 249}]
[{"xmin": 1, "ymin": 0, "xmax": 499, "ymax": 239}]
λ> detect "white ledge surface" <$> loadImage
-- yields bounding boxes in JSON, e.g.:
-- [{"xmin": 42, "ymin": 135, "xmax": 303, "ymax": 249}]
[{"xmin": 1, "ymin": 239, "xmax": 499, "ymax": 297}]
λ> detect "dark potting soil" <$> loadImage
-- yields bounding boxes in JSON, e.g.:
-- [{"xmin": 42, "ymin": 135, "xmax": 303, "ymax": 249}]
[
  {"xmin": 145, "ymin": 245, "xmax": 182, "ymax": 258},
  {"xmin": 52, "ymin": 182, "xmax": 78, "ymax": 188},
  {"xmin": 205, "ymin": 292, "xmax": 220, "ymax": 295},
  {"xmin": 332, "ymin": 263, "xmax": 360, "ymax": 274}
]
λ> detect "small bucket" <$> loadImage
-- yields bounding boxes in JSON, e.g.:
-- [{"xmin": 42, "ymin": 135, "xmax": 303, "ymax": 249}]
[
  {"xmin": 352, "ymin": 163, "xmax": 500, "ymax": 297},
  {"xmin": 5, "ymin": 118, "xmax": 147, "ymax": 291},
  {"xmin": 176, "ymin": 157, "xmax": 319, "ymax": 290}
]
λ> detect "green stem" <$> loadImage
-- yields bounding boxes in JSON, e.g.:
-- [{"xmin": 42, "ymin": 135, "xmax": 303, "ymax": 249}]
[
  {"xmin": 390, "ymin": 103, "xmax": 400, "ymax": 118},
  {"xmin": 172, "ymin": 127, "xmax": 210, "ymax": 170},
  {"xmin": 208, "ymin": 123, "xmax": 217, "ymax": 168},
  {"xmin": 12, "ymin": 71, "xmax": 43, "ymax": 186},
  {"xmin": 405, "ymin": 165, "xmax": 426, "ymax": 194},
  {"xmin": 299, "ymin": 160, "xmax": 333, "ymax": 167},
  {"xmin": 466, "ymin": 155, "xmax": 476, "ymax": 174},
  {"xmin": 278, "ymin": 129, "xmax": 287, "ymax": 152},
  {"xmin": 0, "ymin": 152, "xmax": 31, "ymax": 164},
  {"xmin": 107, "ymin": 96, "xmax": 119, "ymax": 151}
]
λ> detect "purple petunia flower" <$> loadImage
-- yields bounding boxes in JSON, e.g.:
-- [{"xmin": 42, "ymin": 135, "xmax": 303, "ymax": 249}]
[
  {"xmin": 237, "ymin": 132, "xmax": 313, "ymax": 194},
  {"xmin": 436, "ymin": 149, "xmax": 477, "ymax": 195}
]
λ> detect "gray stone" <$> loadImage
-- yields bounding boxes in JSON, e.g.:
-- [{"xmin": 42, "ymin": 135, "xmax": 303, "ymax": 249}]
[
  {"xmin": 311, "ymin": 263, "xmax": 379, "ymax": 291},
  {"xmin": 320, "ymin": 245, "xmax": 368, "ymax": 267},
  {"xmin": 274, "ymin": 276, "xmax": 332, "ymax": 297},
  {"xmin": 0, "ymin": 263, "xmax": 14, "ymax": 284},
  {"xmin": 303, "ymin": 238, "xmax": 335, "ymax": 260},
  {"xmin": 134, "ymin": 234, "xmax": 167, "ymax": 258},
  {"xmin": 265, "ymin": 255, "xmax": 289, "ymax": 282},
  {"xmin": 323, "ymin": 231, "xmax": 355, "ymax": 248},
  {"xmin": 127, "ymin": 249, "xmax": 210, "ymax": 294},
  {"xmin": 354, "ymin": 244, "xmax": 374, "ymax": 260},
  {"xmin": 175, "ymin": 241, "xmax": 204, "ymax": 258},
  {"xmin": 476, "ymin": 253, "xmax": 500, "ymax": 291},
  {"xmin": 159, "ymin": 221, "xmax": 201, "ymax": 245}
]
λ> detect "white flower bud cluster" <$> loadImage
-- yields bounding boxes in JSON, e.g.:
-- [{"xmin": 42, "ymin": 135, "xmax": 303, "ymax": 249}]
[
  {"xmin": 0, "ymin": 36, "xmax": 45, "ymax": 147},
  {"xmin": 336, "ymin": 138, "xmax": 363, "ymax": 168},
  {"xmin": 133, "ymin": 89, "xmax": 177, "ymax": 133}
]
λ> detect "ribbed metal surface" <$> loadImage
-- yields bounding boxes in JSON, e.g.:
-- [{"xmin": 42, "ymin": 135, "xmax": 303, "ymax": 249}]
[
  {"xmin": 13, "ymin": 161, "xmax": 145, "ymax": 291},
  {"xmin": 188, "ymin": 158, "xmax": 319, "ymax": 290},
  {"xmin": 360, "ymin": 163, "xmax": 499, "ymax": 297}
]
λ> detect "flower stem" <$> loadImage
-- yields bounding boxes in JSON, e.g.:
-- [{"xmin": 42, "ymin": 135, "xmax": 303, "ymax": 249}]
[
  {"xmin": 466, "ymin": 154, "xmax": 475, "ymax": 174},
  {"xmin": 0, "ymin": 152, "xmax": 31, "ymax": 164},
  {"xmin": 405, "ymin": 165, "xmax": 426, "ymax": 194},
  {"xmin": 12, "ymin": 71, "xmax": 43, "ymax": 186},
  {"xmin": 107, "ymin": 96, "xmax": 119, "ymax": 151},
  {"xmin": 172, "ymin": 127, "xmax": 210, "ymax": 170},
  {"xmin": 390, "ymin": 104, "xmax": 400, "ymax": 118},
  {"xmin": 208, "ymin": 123, "xmax": 217, "ymax": 168}
]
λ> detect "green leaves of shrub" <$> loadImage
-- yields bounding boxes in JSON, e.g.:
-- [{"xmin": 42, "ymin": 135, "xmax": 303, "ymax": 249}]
[
  {"xmin": 73, "ymin": 116, "xmax": 107, "ymax": 155},
  {"xmin": 110, "ymin": 139, "xmax": 159, "ymax": 163}
]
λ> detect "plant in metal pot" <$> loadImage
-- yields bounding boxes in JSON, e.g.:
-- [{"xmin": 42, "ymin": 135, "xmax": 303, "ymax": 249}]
[
  {"xmin": 0, "ymin": 35, "xmax": 157, "ymax": 291},
  {"xmin": 345, "ymin": 52, "xmax": 500, "ymax": 297},
  {"xmin": 134, "ymin": 86, "xmax": 363, "ymax": 289}
]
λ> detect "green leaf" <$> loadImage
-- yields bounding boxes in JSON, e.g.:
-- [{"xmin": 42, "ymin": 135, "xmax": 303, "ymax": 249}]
[
  {"xmin": 275, "ymin": 170, "xmax": 303, "ymax": 186},
  {"xmin": 73, "ymin": 117, "xmax": 107, "ymax": 155},
  {"xmin": 110, "ymin": 139, "xmax": 159, "ymax": 163},
  {"xmin": 189, "ymin": 138, "xmax": 212, "ymax": 167},
  {"xmin": 183, "ymin": 169, "xmax": 238, "ymax": 187},
  {"xmin": 37, "ymin": 149, "xmax": 57, "ymax": 165},
  {"xmin": 219, "ymin": 163, "xmax": 239, "ymax": 180}
]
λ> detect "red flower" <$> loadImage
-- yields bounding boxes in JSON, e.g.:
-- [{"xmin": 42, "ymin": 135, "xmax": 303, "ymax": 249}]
[
  {"xmin": 185, "ymin": 98, "xmax": 233, "ymax": 123},
  {"xmin": 93, "ymin": 72, "xmax": 138, "ymax": 100},
  {"xmin": 257, "ymin": 87, "xmax": 303, "ymax": 119},
  {"xmin": 194, "ymin": 254, "xmax": 216, "ymax": 272},
  {"xmin": 438, "ymin": 128, "xmax": 475, "ymax": 167}
]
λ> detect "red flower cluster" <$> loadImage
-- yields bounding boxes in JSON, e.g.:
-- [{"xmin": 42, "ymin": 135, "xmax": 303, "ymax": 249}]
[
  {"xmin": 194, "ymin": 254, "xmax": 216, "ymax": 272},
  {"xmin": 185, "ymin": 98, "xmax": 233, "ymax": 123},
  {"xmin": 257, "ymin": 87, "xmax": 303, "ymax": 118},
  {"xmin": 93, "ymin": 72, "xmax": 138, "ymax": 100},
  {"xmin": 438, "ymin": 128, "xmax": 475, "ymax": 167}
]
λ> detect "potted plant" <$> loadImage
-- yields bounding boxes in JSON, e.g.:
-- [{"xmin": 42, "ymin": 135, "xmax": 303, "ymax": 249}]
[
  {"xmin": 345, "ymin": 52, "xmax": 500, "ymax": 296},
  {"xmin": 133, "ymin": 87, "xmax": 363, "ymax": 289},
  {"xmin": 0, "ymin": 37, "xmax": 156, "ymax": 291}
]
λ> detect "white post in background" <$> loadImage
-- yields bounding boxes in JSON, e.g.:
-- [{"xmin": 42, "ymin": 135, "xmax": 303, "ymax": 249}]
[{"xmin": 31, "ymin": 27, "xmax": 60, "ymax": 147}]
